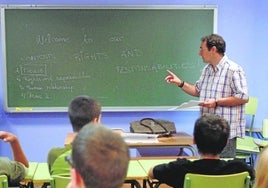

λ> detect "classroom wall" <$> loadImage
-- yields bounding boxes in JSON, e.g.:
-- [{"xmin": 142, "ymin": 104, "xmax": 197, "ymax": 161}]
[{"xmin": 0, "ymin": 0, "xmax": 267, "ymax": 162}]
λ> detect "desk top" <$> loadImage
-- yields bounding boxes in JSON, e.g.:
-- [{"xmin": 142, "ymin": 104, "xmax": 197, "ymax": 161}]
[
  {"xmin": 20, "ymin": 162, "xmax": 38, "ymax": 185},
  {"xmin": 24, "ymin": 162, "xmax": 38, "ymax": 179},
  {"xmin": 127, "ymin": 132, "xmax": 193, "ymax": 147},
  {"xmin": 33, "ymin": 163, "xmax": 52, "ymax": 186},
  {"xmin": 65, "ymin": 131, "xmax": 193, "ymax": 146},
  {"xmin": 126, "ymin": 160, "xmax": 148, "ymax": 180},
  {"xmin": 30, "ymin": 160, "xmax": 148, "ymax": 185}
]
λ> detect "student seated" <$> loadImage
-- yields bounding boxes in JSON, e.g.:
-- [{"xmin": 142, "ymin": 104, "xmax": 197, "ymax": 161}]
[
  {"xmin": 66, "ymin": 123, "xmax": 130, "ymax": 188},
  {"xmin": 149, "ymin": 113, "xmax": 255, "ymax": 188},
  {"xmin": 47, "ymin": 95, "xmax": 102, "ymax": 175},
  {"xmin": 0, "ymin": 131, "xmax": 29, "ymax": 186},
  {"xmin": 253, "ymin": 146, "xmax": 268, "ymax": 188}
]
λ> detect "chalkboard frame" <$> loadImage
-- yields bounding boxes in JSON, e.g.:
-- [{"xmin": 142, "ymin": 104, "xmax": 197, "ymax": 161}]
[{"xmin": 1, "ymin": 5, "xmax": 217, "ymax": 112}]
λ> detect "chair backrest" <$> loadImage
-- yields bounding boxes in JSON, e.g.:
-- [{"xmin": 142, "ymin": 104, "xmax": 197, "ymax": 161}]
[
  {"xmin": 0, "ymin": 175, "xmax": 8, "ymax": 188},
  {"xmin": 50, "ymin": 175, "xmax": 71, "ymax": 188},
  {"xmin": 183, "ymin": 172, "xmax": 250, "ymax": 188},
  {"xmin": 245, "ymin": 97, "xmax": 258, "ymax": 136},
  {"xmin": 245, "ymin": 97, "xmax": 258, "ymax": 115}
]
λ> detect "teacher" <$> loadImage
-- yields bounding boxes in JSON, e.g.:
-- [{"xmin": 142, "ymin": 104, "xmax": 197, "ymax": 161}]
[{"xmin": 165, "ymin": 34, "xmax": 248, "ymax": 158}]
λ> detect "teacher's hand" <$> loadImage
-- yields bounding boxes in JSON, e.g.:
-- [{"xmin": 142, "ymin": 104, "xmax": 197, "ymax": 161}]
[
  {"xmin": 199, "ymin": 99, "xmax": 217, "ymax": 108},
  {"xmin": 165, "ymin": 70, "xmax": 183, "ymax": 86}
]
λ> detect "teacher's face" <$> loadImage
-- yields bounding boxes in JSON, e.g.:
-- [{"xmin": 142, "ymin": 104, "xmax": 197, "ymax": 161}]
[{"xmin": 199, "ymin": 41, "xmax": 212, "ymax": 64}]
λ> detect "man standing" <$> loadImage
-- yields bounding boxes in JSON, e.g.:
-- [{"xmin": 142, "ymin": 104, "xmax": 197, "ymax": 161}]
[{"xmin": 165, "ymin": 34, "xmax": 248, "ymax": 157}]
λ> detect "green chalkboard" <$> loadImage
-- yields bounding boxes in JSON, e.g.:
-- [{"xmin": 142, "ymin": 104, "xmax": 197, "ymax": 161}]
[{"xmin": 1, "ymin": 6, "xmax": 216, "ymax": 112}]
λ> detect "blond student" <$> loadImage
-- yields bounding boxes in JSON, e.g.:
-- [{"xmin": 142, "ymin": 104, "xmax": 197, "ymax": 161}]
[{"xmin": 253, "ymin": 146, "xmax": 268, "ymax": 188}]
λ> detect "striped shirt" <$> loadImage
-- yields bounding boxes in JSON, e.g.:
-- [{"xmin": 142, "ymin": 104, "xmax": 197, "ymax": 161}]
[{"xmin": 195, "ymin": 56, "xmax": 248, "ymax": 138}]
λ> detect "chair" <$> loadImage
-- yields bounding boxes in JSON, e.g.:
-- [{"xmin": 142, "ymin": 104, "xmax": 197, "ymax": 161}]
[
  {"xmin": 236, "ymin": 97, "xmax": 261, "ymax": 166},
  {"xmin": 183, "ymin": 172, "xmax": 250, "ymax": 188},
  {"xmin": 245, "ymin": 97, "xmax": 262, "ymax": 137},
  {"xmin": 50, "ymin": 175, "xmax": 71, "ymax": 188},
  {"xmin": 236, "ymin": 135, "xmax": 260, "ymax": 166},
  {"xmin": 0, "ymin": 175, "xmax": 8, "ymax": 188}
]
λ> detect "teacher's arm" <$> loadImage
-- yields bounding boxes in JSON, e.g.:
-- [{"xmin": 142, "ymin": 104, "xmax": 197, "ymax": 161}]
[{"xmin": 165, "ymin": 70, "xmax": 199, "ymax": 97}]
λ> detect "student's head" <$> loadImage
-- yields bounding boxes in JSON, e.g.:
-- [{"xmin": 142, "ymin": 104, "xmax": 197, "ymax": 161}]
[
  {"xmin": 201, "ymin": 34, "xmax": 226, "ymax": 55},
  {"xmin": 253, "ymin": 147, "xmax": 268, "ymax": 188},
  {"xmin": 68, "ymin": 95, "xmax": 101, "ymax": 132},
  {"xmin": 68, "ymin": 123, "xmax": 130, "ymax": 188},
  {"xmin": 194, "ymin": 113, "xmax": 230, "ymax": 155}
]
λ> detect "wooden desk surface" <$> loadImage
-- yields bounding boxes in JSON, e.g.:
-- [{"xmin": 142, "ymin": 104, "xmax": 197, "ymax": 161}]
[
  {"xmin": 65, "ymin": 131, "xmax": 197, "ymax": 156},
  {"xmin": 65, "ymin": 131, "xmax": 193, "ymax": 146},
  {"xmin": 127, "ymin": 132, "xmax": 197, "ymax": 156},
  {"xmin": 127, "ymin": 132, "xmax": 193, "ymax": 147}
]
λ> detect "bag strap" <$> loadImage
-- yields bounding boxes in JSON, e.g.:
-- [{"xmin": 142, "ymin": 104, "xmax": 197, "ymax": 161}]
[{"xmin": 139, "ymin": 118, "xmax": 168, "ymax": 134}]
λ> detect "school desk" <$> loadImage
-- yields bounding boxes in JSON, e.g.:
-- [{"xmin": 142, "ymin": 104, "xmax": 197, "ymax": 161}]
[
  {"xmin": 20, "ymin": 162, "xmax": 38, "ymax": 188},
  {"xmin": 125, "ymin": 160, "xmax": 148, "ymax": 188},
  {"xmin": 65, "ymin": 131, "xmax": 197, "ymax": 157},
  {"xmin": 126, "ymin": 132, "xmax": 197, "ymax": 156},
  {"xmin": 30, "ymin": 160, "xmax": 148, "ymax": 188},
  {"xmin": 32, "ymin": 163, "xmax": 51, "ymax": 187}
]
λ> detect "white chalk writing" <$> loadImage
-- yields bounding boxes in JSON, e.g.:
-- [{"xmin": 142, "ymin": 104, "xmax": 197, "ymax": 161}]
[
  {"xmin": 73, "ymin": 51, "xmax": 109, "ymax": 63},
  {"xmin": 36, "ymin": 33, "xmax": 70, "ymax": 45}
]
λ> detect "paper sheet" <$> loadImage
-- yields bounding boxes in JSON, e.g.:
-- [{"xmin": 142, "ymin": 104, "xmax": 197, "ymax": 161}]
[
  {"xmin": 120, "ymin": 133, "xmax": 159, "ymax": 143},
  {"xmin": 171, "ymin": 100, "xmax": 201, "ymax": 110}
]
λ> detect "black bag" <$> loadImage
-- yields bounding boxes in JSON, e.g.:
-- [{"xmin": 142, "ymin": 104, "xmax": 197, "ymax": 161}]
[{"xmin": 130, "ymin": 118, "xmax": 177, "ymax": 134}]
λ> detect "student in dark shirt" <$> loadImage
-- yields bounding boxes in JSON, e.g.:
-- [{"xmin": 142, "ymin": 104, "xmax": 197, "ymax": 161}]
[{"xmin": 149, "ymin": 113, "xmax": 255, "ymax": 188}]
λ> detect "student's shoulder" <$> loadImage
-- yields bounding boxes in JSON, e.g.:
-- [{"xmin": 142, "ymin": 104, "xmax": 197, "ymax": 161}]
[
  {"xmin": 226, "ymin": 158, "xmax": 248, "ymax": 164},
  {"xmin": 0, "ymin": 157, "xmax": 27, "ymax": 179},
  {"xmin": 224, "ymin": 158, "xmax": 253, "ymax": 169},
  {"xmin": 172, "ymin": 158, "xmax": 195, "ymax": 165},
  {"xmin": 0, "ymin": 157, "xmax": 15, "ymax": 168},
  {"xmin": 47, "ymin": 145, "xmax": 72, "ymax": 163},
  {"xmin": 48, "ymin": 144, "xmax": 72, "ymax": 155},
  {"xmin": 224, "ymin": 159, "xmax": 255, "ymax": 179}
]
